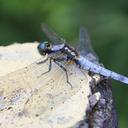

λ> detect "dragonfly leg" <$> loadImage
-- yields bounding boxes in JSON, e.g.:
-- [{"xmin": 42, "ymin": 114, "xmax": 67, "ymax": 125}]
[
  {"xmin": 36, "ymin": 56, "xmax": 49, "ymax": 64},
  {"xmin": 54, "ymin": 60, "xmax": 72, "ymax": 88},
  {"xmin": 38, "ymin": 58, "xmax": 52, "ymax": 77}
]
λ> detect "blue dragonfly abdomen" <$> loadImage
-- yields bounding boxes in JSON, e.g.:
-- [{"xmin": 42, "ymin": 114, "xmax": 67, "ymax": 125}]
[{"xmin": 78, "ymin": 56, "xmax": 128, "ymax": 84}]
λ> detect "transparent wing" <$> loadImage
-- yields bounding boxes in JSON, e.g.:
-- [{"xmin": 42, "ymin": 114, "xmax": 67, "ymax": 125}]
[
  {"xmin": 78, "ymin": 27, "xmax": 100, "ymax": 64},
  {"xmin": 41, "ymin": 24, "xmax": 68, "ymax": 45},
  {"xmin": 0, "ymin": 58, "xmax": 85, "ymax": 113}
]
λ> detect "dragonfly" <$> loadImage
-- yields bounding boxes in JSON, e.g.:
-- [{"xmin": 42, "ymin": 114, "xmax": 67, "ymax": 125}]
[
  {"xmin": 38, "ymin": 24, "xmax": 128, "ymax": 85},
  {"xmin": 0, "ymin": 43, "xmax": 88, "ymax": 128}
]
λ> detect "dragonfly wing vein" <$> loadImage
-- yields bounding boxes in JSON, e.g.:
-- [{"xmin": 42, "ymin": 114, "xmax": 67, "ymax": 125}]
[
  {"xmin": 78, "ymin": 27, "xmax": 99, "ymax": 64},
  {"xmin": 41, "ymin": 24, "xmax": 67, "ymax": 45}
]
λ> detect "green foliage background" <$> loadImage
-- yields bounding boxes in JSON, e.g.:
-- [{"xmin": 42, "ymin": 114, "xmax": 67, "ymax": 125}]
[{"xmin": 0, "ymin": 0, "xmax": 128, "ymax": 127}]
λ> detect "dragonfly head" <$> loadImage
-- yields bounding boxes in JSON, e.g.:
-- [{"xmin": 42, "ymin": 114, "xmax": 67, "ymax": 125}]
[{"xmin": 37, "ymin": 41, "xmax": 52, "ymax": 55}]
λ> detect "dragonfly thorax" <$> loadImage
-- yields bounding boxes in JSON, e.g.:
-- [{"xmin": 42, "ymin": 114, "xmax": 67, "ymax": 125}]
[{"xmin": 62, "ymin": 45, "xmax": 79, "ymax": 61}]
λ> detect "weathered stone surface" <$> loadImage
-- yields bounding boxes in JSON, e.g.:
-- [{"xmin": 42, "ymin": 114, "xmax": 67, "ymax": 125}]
[{"xmin": 0, "ymin": 43, "xmax": 92, "ymax": 128}]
